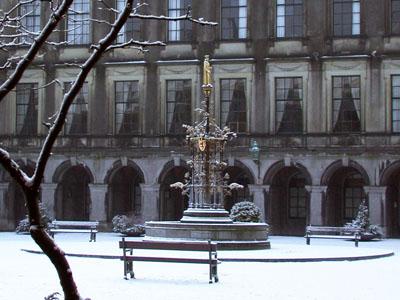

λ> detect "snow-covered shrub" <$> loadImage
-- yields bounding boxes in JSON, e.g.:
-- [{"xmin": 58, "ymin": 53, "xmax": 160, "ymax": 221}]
[
  {"xmin": 15, "ymin": 202, "xmax": 53, "ymax": 233},
  {"xmin": 345, "ymin": 200, "xmax": 383, "ymax": 240},
  {"xmin": 230, "ymin": 201, "xmax": 261, "ymax": 222},
  {"xmin": 112, "ymin": 214, "xmax": 145, "ymax": 236}
]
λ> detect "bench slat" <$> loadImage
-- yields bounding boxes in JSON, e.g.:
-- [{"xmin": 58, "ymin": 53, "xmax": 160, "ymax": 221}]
[
  {"xmin": 50, "ymin": 229, "xmax": 97, "ymax": 233},
  {"xmin": 122, "ymin": 256, "xmax": 218, "ymax": 264},
  {"xmin": 119, "ymin": 240, "xmax": 217, "ymax": 251}
]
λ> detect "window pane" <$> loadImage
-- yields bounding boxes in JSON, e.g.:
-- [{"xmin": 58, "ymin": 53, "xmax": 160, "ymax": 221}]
[
  {"xmin": 166, "ymin": 80, "xmax": 192, "ymax": 134},
  {"xmin": 67, "ymin": 0, "xmax": 90, "ymax": 45},
  {"xmin": 276, "ymin": 0, "xmax": 303, "ymax": 38},
  {"xmin": 16, "ymin": 83, "xmax": 38, "ymax": 135},
  {"xmin": 220, "ymin": 79, "xmax": 247, "ymax": 133},
  {"xmin": 115, "ymin": 81, "xmax": 140, "ymax": 134},
  {"xmin": 64, "ymin": 82, "xmax": 88, "ymax": 134},
  {"xmin": 221, "ymin": 0, "xmax": 247, "ymax": 39},
  {"xmin": 168, "ymin": 0, "xmax": 192, "ymax": 41}
]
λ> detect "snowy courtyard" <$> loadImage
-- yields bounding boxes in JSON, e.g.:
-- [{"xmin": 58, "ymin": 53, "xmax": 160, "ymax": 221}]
[{"xmin": 0, "ymin": 232, "xmax": 398, "ymax": 300}]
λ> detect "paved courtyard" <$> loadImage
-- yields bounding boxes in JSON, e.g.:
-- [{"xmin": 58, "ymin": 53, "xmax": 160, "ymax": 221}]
[{"xmin": 0, "ymin": 232, "xmax": 398, "ymax": 300}]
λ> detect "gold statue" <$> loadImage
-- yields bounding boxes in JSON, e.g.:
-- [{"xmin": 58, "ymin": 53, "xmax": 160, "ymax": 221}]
[{"xmin": 203, "ymin": 55, "xmax": 212, "ymax": 86}]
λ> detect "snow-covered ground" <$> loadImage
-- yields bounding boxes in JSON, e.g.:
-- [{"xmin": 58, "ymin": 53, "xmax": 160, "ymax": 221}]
[{"xmin": 0, "ymin": 232, "xmax": 399, "ymax": 300}]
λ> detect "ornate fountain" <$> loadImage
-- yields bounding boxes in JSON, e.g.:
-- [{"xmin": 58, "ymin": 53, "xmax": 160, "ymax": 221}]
[{"xmin": 145, "ymin": 56, "xmax": 270, "ymax": 249}]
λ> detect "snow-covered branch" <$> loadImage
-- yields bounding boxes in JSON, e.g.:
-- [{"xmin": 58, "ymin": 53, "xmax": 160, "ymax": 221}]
[
  {"xmin": 99, "ymin": 39, "xmax": 165, "ymax": 52},
  {"xmin": 0, "ymin": 149, "xmax": 30, "ymax": 187},
  {"xmin": 131, "ymin": 12, "xmax": 218, "ymax": 27}
]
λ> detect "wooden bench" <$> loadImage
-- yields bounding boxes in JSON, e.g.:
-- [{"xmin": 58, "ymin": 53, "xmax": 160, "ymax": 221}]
[
  {"xmin": 49, "ymin": 220, "xmax": 99, "ymax": 242},
  {"xmin": 119, "ymin": 238, "xmax": 219, "ymax": 283},
  {"xmin": 305, "ymin": 225, "xmax": 362, "ymax": 247}
]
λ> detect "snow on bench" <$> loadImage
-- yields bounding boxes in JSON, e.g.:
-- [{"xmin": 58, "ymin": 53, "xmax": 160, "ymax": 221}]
[
  {"xmin": 305, "ymin": 225, "xmax": 362, "ymax": 247},
  {"xmin": 49, "ymin": 220, "xmax": 99, "ymax": 242}
]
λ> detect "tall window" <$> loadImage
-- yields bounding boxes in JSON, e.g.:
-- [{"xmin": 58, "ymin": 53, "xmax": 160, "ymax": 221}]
[
  {"xmin": 67, "ymin": 0, "xmax": 90, "ymax": 45},
  {"xmin": 115, "ymin": 81, "xmax": 140, "ymax": 134},
  {"xmin": 344, "ymin": 173, "xmax": 365, "ymax": 221},
  {"xmin": 392, "ymin": 0, "xmax": 400, "ymax": 34},
  {"xmin": 220, "ymin": 78, "xmax": 247, "ymax": 133},
  {"xmin": 332, "ymin": 76, "xmax": 361, "ymax": 133},
  {"xmin": 288, "ymin": 173, "xmax": 307, "ymax": 219},
  {"xmin": 64, "ymin": 82, "xmax": 88, "ymax": 135},
  {"xmin": 275, "ymin": 77, "xmax": 303, "ymax": 133},
  {"xmin": 168, "ymin": 0, "xmax": 192, "ymax": 41},
  {"xmin": 221, "ymin": 0, "xmax": 247, "ymax": 40},
  {"xmin": 19, "ymin": 1, "xmax": 41, "ymax": 43},
  {"xmin": 333, "ymin": 0, "xmax": 360, "ymax": 36},
  {"xmin": 116, "ymin": 0, "xmax": 141, "ymax": 43},
  {"xmin": 392, "ymin": 75, "xmax": 400, "ymax": 132},
  {"xmin": 276, "ymin": 0, "xmax": 303, "ymax": 38},
  {"xmin": 16, "ymin": 83, "xmax": 38, "ymax": 135},
  {"xmin": 166, "ymin": 80, "xmax": 192, "ymax": 134}
]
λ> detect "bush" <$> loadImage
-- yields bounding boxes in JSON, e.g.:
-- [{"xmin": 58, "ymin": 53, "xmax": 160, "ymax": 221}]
[
  {"xmin": 229, "ymin": 201, "xmax": 261, "ymax": 222},
  {"xmin": 15, "ymin": 202, "xmax": 53, "ymax": 234},
  {"xmin": 112, "ymin": 214, "xmax": 145, "ymax": 237}
]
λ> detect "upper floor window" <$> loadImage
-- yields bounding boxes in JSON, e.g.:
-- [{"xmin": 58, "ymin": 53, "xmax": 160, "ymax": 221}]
[
  {"xmin": 276, "ymin": 0, "xmax": 303, "ymax": 38},
  {"xmin": 64, "ymin": 82, "xmax": 88, "ymax": 135},
  {"xmin": 115, "ymin": 81, "xmax": 140, "ymax": 134},
  {"xmin": 19, "ymin": 1, "xmax": 41, "ymax": 43},
  {"xmin": 392, "ymin": 0, "xmax": 400, "ymax": 34},
  {"xmin": 168, "ymin": 0, "xmax": 192, "ymax": 41},
  {"xmin": 333, "ymin": 0, "xmax": 360, "ymax": 36},
  {"xmin": 221, "ymin": 0, "xmax": 247, "ymax": 40},
  {"xmin": 220, "ymin": 78, "xmax": 247, "ymax": 133},
  {"xmin": 116, "ymin": 0, "xmax": 141, "ymax": 43},
  {"xmin": 275, "ymin": 77, "xmax": 303, "ymax": 133},
  {"xmin": 67, "ymin": 0, "xmax": 90, "ymax": 45},
  {"xmin": 166, "ymin": 80, "xmax": 192, "ymax": 134},
  {"xmin": 16, "ymin": 83, "xmax": 38, "ymax": 135},
  {"xmin": 391, "ymin": 75, "xmax": 400, "ymax": 132},
  {"xmin": 332, "ymin": 76, "xmax": 361, "ymax": 133}
]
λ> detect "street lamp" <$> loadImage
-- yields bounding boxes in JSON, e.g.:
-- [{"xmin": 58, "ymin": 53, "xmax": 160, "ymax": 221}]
[{"xmin": 249, "ymin": 139, "xmax": 260, "ymax": 180}]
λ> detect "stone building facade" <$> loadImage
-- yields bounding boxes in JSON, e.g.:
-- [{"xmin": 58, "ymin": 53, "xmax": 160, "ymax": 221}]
[{"xmin": 1, "ymin": 0, "xmax": 400, "ymax": 236}]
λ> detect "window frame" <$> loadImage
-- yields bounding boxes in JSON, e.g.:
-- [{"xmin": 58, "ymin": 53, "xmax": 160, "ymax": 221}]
[
  {"xmin": 332, "ymin": 0, "xmax": 361, "ymax": 37},
  {"xmin": 276, "ymin": 0, "xmax": 304, "ymax": 39},
  {"xmin": 116, "ymin": 0, "xmax": 142, "ymax": 43},
  {"xmin": 220, "ymin": 0, "xmax": 248, "ymax": 40},
  {"xmin": 391, "ymin": 75, "xmax": 400, "ymax": 133},
  {"xmin": 63, "ymin": 81, "xmax": 89, "ymax": 135},
  {"xmin": 66, "ymin": 0, "xmax": 91, "ymax": 45},
  {"xmin": 391, "ymin": 0, "xmax": 400, "ymax": 35},
  {"xmin": 167, "ymin": 0, "xmax": 193, "ymax": 42},
  {"xmin": 18, "ymin": 1, "xmax": 41, "ymax": 44},
  {"xmin": 15, "ymin": 83, "xmax": 39, "ymax": 136}
]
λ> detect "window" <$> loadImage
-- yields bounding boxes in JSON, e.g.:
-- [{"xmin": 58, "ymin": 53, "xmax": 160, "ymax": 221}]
[
  {"xmin": 221, "ymin": 0, "xmax": 247, "ymax": 40},
  {"xmin": 288, "ymin": 173, "xmax": 307, "ymax": 219},
  {"xmin": 333, "ymin": 0, "xmax": 360, "ymax": 36},
  {"xmin": 332, "ymin": 76, "xmax": 361, "ymax": 133},
  {"xmin": 220, "ymin": 78, "xmax": 247, "ymax": 133},
  {"xmin": 64, "ymin": 82, "xmax": 88, "ymax": 135},
  {"xmin": 275, "ymin": 77, "xmax": 303, "ymax": 133},
  {"xmin": 392, "ymin": 0, "xmax": 400, "ymax": 34},
  {"xmin": 116, "ymin": 0, "xmax": 141, "ymax": 43},
  {"xmin": 115, "ymin": 81, "xmax": 140, "ymax": 134},
  {"xmin": 166, "ymin": 80, "xmax": 192, "ymax": 134},
  {"xmin": 19, "ymin": 1, "xmax": 41, "ymax": 43},
  {"xmin": 168, "ymin": 0, "xmax": 192, "ymax": 41},
  {"xmin": 276, "ymin": 0, "xmax": 303, "ymax": 38},
  {"xmin": 16, "ymin": 83, "xmax": 38, "ymax": 135},
  {"xmin": 343, "ymin": 173, "xmax": 365, "ymax": 220},
  {"xmin": 67, "ymin": 0, "xmax": 90, "ymax": 45},
  {"xmin": 392, "ymin": 75, "xmax": 400, "ymax": 132}
]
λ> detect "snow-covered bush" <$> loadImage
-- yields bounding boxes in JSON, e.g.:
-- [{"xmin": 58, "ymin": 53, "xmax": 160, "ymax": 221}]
[
  {"xmin": 230, "ymin": 201, "xmax": 261, "ymax": 222},
  {"xmin": 345, "ymin": 200, "xmax": 383, "ymax": 240},
  {"xmin": 112, "ymin": 214, "xmax": 145, "ymax": 236},
  {"xmin": 16, "ymin": 202, "xmax": 53, "ymax": 234}
]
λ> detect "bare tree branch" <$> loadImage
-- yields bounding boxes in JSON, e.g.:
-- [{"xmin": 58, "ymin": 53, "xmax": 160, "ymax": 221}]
[
  {"xmin": 131, "ymin": 12, "xmax": 218, "ymax": 26},
  {"xmin": 0, "ymin": 148, "xmax": 30, "ymax": 187}
]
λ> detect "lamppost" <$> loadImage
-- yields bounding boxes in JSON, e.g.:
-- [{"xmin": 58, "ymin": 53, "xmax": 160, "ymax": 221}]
[{"xmin": 249, "ymin": 139, "xmax": 260, "ymax": 181}]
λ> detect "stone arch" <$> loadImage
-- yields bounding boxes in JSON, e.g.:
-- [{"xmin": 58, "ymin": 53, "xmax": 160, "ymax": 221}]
[
  {"xmin": 379, "ymin": 160, "xmax": 400, "ymax": 237},
  {"xmin": 263, "ymin": 160, "xmax": 312, "ymax": 236},
  {"xmin": 322, "ymin": 160, "xmax": 369, "ymax": 227},
  {"xmin": 158, "ymin": 160, "xmax": 189, "ymax": 221},
  {"xmin": 223, "ymin": 159, "xmax": 255, "ymax": 211},
  {"xmin": 104, "ymin": 159, "xmax": 145, "ymax": 222},
  {"xmin": 53, "ymin": 160, "xmax": 94, "ymax": 221}
]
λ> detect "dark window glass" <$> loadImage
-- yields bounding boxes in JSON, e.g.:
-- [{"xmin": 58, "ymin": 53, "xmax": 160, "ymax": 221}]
[
  {"xmin": 166, "ymin": 80, "xmax": 192, "ymax": 134},
  {"xmin": 116, "ymin": 0, "xmax": 142, "ymax": 43},
  {"xmin": 343, "ymin": 173, "xmax": 365, "ymax": 220},
  {"xmin": 392, "ymin": 75, "xmax": 400, "ymax": 132},
  {"xmin": 333, "ymin": 0, "xmax": 360, "ymax": 36},
  {"xmin": 288, "ymin": 173, "xmax": 307, "ymax": 219},
  {"xmin": 16, "ymin": 83, "xmax": 38, "ymax": 135},
  {"xmin": 115, "ymin": 81, "xmax": 140, "ymax": 134},
  {"xmin": 332, "ymin": 76, "xmax": 361, "ymax": 133},
  {"xmin": 67, "ymin": 0, "xmax": 90, "ymax": 45},
  {"xmin": 168, "ymin": 0, "xmax": 192, "ymax": 41},
  {"xmin": 392, "ymin": 0, "xmax": 400, "ymax": 34},
  {"xmin": 275, "ymin": 77, "xmax": 303, "ymax": 133},
  {"xmin": 276, "ymin": 0, "xmax": 303, "ymax": 38},
  {"xmin": 221, "ymin": 0, "xmax": 247, "ymax": 40},
  {"xmin": 64, "ymin": 82, "xmax": 88, "ymax": 135},
  {"xmin": 220, "ymin": 78, "xmax": 247, "ymax": 133},
  {"xmin": 19, "ymin": 1, "xmax": 41, "ymax": 43}
]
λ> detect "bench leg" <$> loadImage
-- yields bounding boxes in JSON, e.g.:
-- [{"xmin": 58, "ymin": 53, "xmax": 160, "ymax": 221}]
[
  {"xmin": 124, "ymin": 261, "xmax": 135, "ymax": 280},
  {"xmin": 209, "ymin": 264, "xmax": 218, "ymax": 284},
  {"xmin": 355, "ymin": 239, "xmax": 359, "ymax": 247},
  {"xmin": 306, "ymin": 236, "xmax": 310, "ymax": 245},
  {"xmin": 90, "ymin": 232, "xmax": 96, "ymax": 242}
]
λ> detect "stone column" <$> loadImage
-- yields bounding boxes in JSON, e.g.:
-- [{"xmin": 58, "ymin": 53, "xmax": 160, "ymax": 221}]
[
  {"xmin": 248, "ymin": 184, "xmax": 269, "ymax": 222},
  {"xmin": 88, "ymin": 184, "xmax": 108, "ymax": 222},
  {"xmin": 364, "ymin": 186, "xmax": 386, "ymax": 231},
  {"xmin": 40, "ymin": 183, "xmax": 57, "ymax": 219},
  {"xmin": 0, "ymin": 183, "xmax": 9, "ymax": 229},
  {"xmin": 305, "ymin": 185, "xmax": 327, "ymax": 226},
  {"xmin": 141, "ymin": 184, "xmax": 160, "ymax": 222}
]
